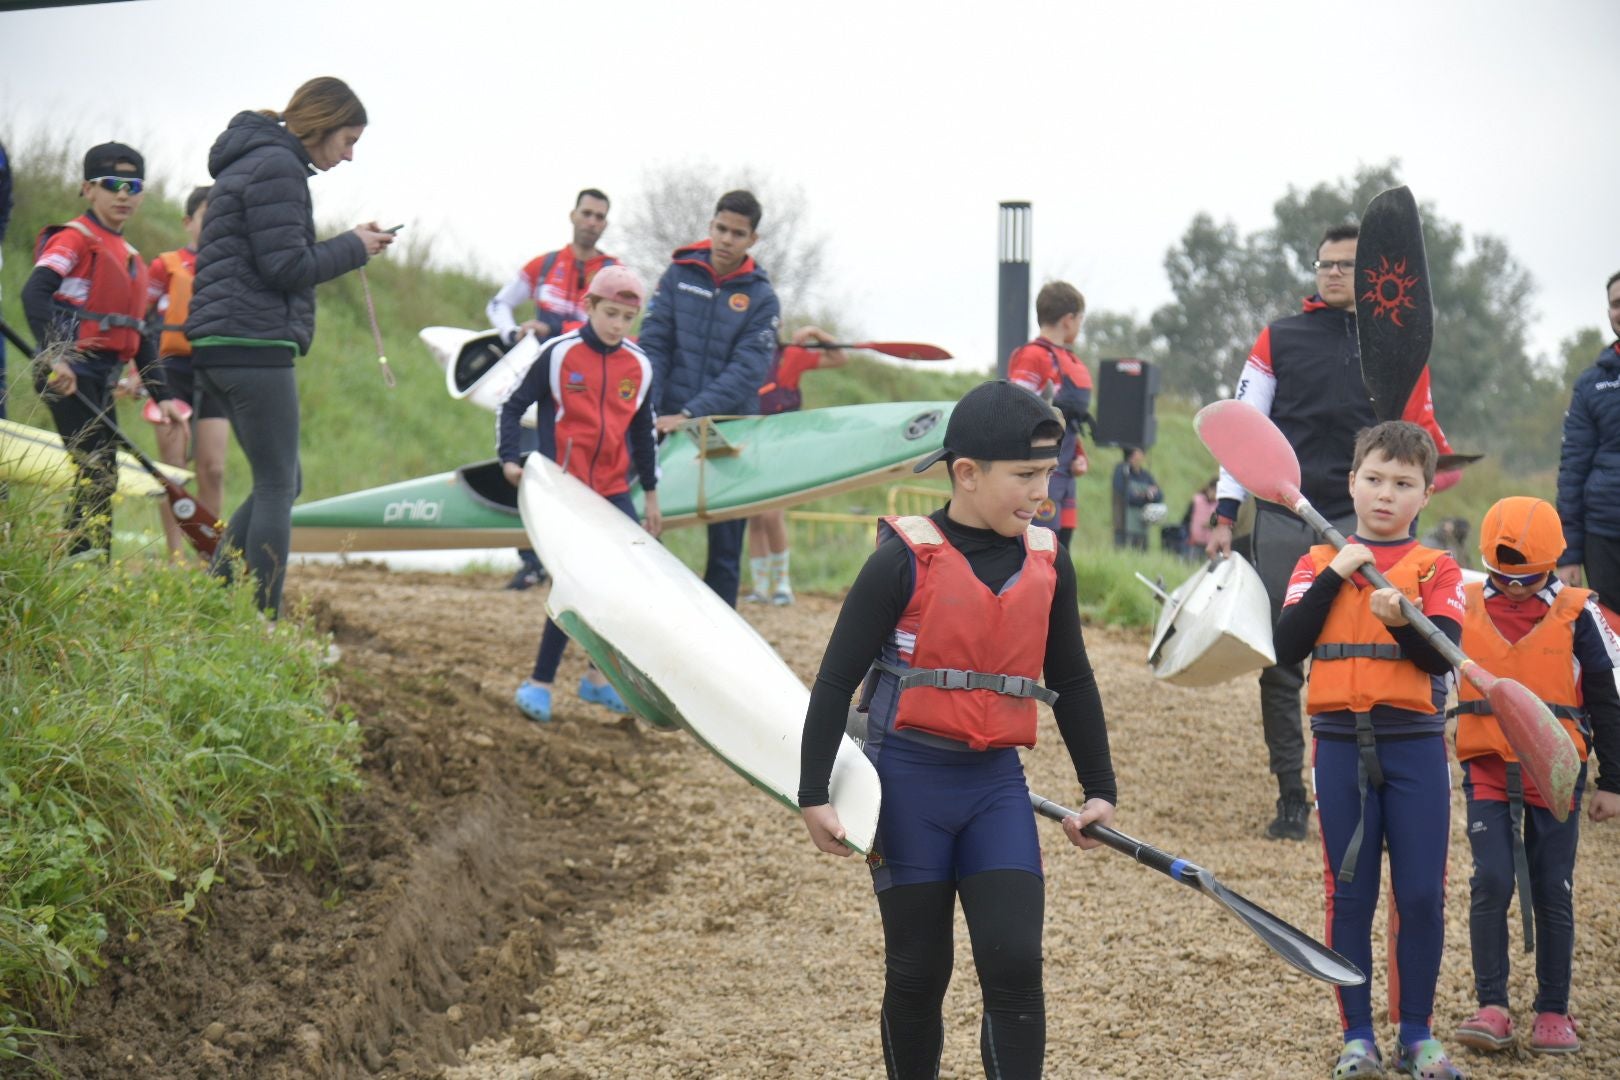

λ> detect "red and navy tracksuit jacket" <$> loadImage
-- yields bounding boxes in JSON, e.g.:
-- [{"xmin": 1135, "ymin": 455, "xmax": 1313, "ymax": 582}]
[{"xmin": 496, "ymin": 321, "xmax": 657, "ymax": 498}]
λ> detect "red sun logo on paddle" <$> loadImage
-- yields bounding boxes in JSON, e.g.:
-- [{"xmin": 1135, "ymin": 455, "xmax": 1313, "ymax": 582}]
[{"xmin": 1360, "ymin": 256, "xmax": 1421, "ymax": 327}]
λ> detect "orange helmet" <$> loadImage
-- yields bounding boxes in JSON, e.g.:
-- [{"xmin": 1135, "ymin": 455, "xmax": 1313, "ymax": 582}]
[{"xmin": 1478, "ymin": 496, "xmax": 1565, "ymax": 576}]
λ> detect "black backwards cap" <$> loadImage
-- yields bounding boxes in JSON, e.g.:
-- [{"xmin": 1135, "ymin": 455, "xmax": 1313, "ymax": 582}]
[
  {"xmin": 914, "ymin": 380, "xmax": 1063, "ymax": 473},
  {"xmin": 83, "ymin": 142, "xmax": 144, "ymax": 180}
]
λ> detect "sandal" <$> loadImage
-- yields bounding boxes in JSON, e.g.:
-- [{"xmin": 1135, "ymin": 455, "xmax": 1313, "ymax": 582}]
[
  {"xmin": 1333, "ymin": 1039, "xmax": 1384, "ymax": 1078},
  {"xmin": 1395, "ymin": 1039, "xmax": 1464, "ymax": 1079},
  {"xmin": 1454, "ymin": 1006, "xmax": 1514, "ymax": 1052},
  {"xmin": 1528, "ymin": 1012, "xmax": 1580, "ymax": 1055}
]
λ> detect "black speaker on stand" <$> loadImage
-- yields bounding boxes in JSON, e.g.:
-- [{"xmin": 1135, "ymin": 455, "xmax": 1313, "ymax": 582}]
[{"xmin": 1093, "ymin": 358, "xmax": 1159, "ymax": 448}]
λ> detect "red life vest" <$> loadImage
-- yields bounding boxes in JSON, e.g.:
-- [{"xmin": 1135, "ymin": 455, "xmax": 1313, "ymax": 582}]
[
  {"xmin": 35, "ymin": 216, "xmax": 150, "ymax": 360},
  {"xmin": 883, "ymin": 515, "xmax": 1058, "ymax": 750},
  {"xmin": 1455, "ymin": 582, "xmax": 1590, "ymax": 765},
  {"xmin": 154, "ymin": 249, "xmax": 196, "ymax": 358},
  {"xmin": 1304, "ymin": 543, "xmax": 1445, "ymax": 717}
]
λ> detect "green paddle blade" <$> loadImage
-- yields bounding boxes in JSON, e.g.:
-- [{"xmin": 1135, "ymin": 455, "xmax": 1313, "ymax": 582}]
[{"xmin": 1355, "ymin": 185, "xmax": 1434, "ymax": 421}]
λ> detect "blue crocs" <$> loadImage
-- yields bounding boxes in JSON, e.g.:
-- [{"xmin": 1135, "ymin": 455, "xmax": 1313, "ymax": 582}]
[
  {"xmin": 514, "ymin": 682, "xmax": 553, "ymax": 723},
  {"xmin": 578, "ymin": 676, "xmax": 628, "ymax": 713}
]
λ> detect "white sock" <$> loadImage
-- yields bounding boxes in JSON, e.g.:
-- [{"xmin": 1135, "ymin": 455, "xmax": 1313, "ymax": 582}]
[
  {"xmin": 749, "ymin": 556, "xmax": 771, "ymax": 593},
  {"xmin": 769, "ymin": 550, "xmax": 791, "ymax": 593}
]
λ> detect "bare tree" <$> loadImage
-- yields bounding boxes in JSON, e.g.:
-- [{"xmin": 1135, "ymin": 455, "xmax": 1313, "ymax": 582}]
[{"xmin": 619, "ymin": 162, "xmax": 827, "ymax": 317}]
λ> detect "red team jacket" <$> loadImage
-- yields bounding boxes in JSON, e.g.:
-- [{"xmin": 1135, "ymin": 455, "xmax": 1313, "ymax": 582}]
[{"xmin": 34, "ymin": 214, "xmax": 150, "ymax": 360}]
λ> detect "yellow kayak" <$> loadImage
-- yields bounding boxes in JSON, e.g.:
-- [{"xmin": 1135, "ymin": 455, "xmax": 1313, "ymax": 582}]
[{"xmin": 0, "ymin": 417, "xmax": 192, "ymax": 498}]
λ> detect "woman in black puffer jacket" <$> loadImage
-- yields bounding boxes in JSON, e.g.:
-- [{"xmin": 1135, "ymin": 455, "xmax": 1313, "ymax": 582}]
[{"xmin": 187, "ymin": 76, "xmax": 393, "ymax": 616}]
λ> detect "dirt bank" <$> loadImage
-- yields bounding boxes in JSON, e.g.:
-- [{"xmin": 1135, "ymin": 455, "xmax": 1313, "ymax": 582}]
[{"xmin": 39, "ymin": 565, "xmax": 1620, "ymax": 1079}]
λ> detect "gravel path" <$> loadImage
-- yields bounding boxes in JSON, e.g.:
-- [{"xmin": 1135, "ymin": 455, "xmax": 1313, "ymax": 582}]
[{"xmin": 446, "ymin": 596, "xmax": 1620, "ymax": 1079}]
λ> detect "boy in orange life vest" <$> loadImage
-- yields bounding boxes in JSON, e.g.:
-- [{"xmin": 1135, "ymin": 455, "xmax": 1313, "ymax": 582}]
[
  {"xmin": 20, "ymin": 142, "xmax": 185, "ymax": 558},
  {"xmin": 798, "ymin": 380, "xmax": 1117, "ymax": 1078},
  {"xmin": 146, "ymin": 185, "xmax": 230, "ymax": 559},
  {"xmin": 498, "ymin": 265, "xmax": 661, "ymax": 723},
  {"xmin": 1007, "ymin": 281, "xmax": 1091, "ymax": 550},
  {"xmin": 1451, "ymin": 498, "xmax": 1620, "ymax": 1058},
  {"xmin": 1271, "ymin": 421, "xmax": 1467, "ymax": 1080}
]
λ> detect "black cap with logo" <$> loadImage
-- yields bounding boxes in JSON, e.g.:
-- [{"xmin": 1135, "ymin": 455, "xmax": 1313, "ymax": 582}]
[
  {"xmin": 913, "ymin": 380, "xmax": 1063, "ymax": 473},
  {"xmin": 83, "ymin": 142, "xmax": 144, "ymax": 181}
]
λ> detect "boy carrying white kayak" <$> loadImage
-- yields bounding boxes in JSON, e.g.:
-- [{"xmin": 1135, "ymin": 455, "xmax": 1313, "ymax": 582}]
[{"xmin": 798, "ymin": 379, "xmax": 1117, "ymax": 1079}]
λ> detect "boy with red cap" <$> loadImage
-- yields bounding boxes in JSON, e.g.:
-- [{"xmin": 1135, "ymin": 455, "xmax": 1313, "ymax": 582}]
[
  {"xmin": 1451, "ymin": 497, "xmax": 1620, "ymax": 1058},
  {"xmin": 1006, "ymin": 281, "xmax": 1091, "ymax": 549},
  {"xmin": 798, "ymin": 380, "xmax": 1117, "ymax": 1078},
  {"xmin": 497, "ymin": 265, "xmax": 662, "ymax": 722},
  {"xmin": 1271, "ymin": 420, "xmax": 1466, "ymax": 1079},
  {"xmin": 21, "ymin": 142, "xmax": 185, "ymax": 557}
]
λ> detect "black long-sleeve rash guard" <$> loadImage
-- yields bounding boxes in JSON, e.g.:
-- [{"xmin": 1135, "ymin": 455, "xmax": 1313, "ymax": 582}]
[{"xmin": 797, "ymin": 508, "xmax": 1117, "ymax": 809}]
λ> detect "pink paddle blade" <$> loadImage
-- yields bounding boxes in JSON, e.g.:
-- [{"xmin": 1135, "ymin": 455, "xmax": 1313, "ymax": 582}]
[
  {"xmin": 1461, "ymin": 666, "xmax": 1581, "ymax": 822},
  {"xmin": 1193, "ymin": 400, "xmax": 1303, "ymax": 507}
]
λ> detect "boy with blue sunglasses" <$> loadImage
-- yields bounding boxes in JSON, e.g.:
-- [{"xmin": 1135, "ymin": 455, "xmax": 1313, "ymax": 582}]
[{"xmin": 22, "ymin": 142, "xmax": 182, "ymax": 557}]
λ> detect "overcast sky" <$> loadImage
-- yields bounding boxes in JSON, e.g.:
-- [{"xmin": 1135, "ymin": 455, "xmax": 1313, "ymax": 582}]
[{"xmin": 3, "ymin": 0, "xmax": 1616, "ymax": 378}]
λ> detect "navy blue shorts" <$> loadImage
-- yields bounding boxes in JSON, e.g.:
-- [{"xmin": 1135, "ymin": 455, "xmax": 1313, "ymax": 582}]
[{"xmin": 868, "ymin": 734, "xmax": 1042, "ymax": 893}]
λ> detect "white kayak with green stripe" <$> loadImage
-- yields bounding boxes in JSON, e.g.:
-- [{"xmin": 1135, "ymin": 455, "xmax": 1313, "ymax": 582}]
[{"xmin": 517, "ymin": 452, "xmax": 881, "ymax": 853}]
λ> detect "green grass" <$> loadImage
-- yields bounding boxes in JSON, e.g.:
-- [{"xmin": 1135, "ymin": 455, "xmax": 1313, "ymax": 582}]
[{"xmin": 0, "ymin": 484, "xmax": 360, "ymax": 1063}]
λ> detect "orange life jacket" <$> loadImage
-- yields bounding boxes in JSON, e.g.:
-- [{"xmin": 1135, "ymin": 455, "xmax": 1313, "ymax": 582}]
[
  {"xmin": 1304, "ymin": 543, "xmax": 1445, "ymax": 717},
  {"xmin": 880, "ymin": 515, "xmax": 1058, "ymax": 750},
  {"xmin": 1454, "ymin": 582, "xmax": 1590, "ymax": 763},
  {"xmin": 156, "ymin": 249, "xmax": 194, "ymax": 358},
  {"xmin": 35, "ymin": 217, "xmax": 150, "ymax": 360}
]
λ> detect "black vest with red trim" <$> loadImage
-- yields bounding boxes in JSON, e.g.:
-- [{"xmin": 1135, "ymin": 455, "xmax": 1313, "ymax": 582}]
[
  {"xmin": 872, "ymin": 514, "xmax": 1058, "ymax": 750},
  {"xmin": 35, "ymin": 216, "xmax": 150, "ymax": 360}
]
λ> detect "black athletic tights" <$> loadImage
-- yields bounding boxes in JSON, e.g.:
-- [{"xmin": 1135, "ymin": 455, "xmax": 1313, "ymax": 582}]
[{"xmin": 878, "ymin": 870, "xmax": 1045, "ymax": 1079}]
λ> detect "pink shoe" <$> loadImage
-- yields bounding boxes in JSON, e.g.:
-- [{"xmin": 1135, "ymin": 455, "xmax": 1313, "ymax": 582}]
[
  {"xmin": 1528, "ymin": 1012, "xmax": 1580, "ymax": 1055},
  {"xmin": 1454, "ymin": 1006, "xmax": 1513, "ymax": 1052}
]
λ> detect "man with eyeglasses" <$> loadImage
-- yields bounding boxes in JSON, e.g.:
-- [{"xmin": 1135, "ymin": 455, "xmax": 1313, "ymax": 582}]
[
  {"xmin": 486, "ymin": 188, "xmax": 619, "ymax": 590},
  {"xmin": 1206, "ymin": 223, "xmax": 1454, "ymax": 841}
]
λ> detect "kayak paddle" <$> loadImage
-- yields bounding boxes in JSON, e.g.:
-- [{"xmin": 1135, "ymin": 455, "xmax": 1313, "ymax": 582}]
[
  {"xmin": 1354, "ymin": 185, "xmax": 1433, "ymax": 422},
  {"xmin": 796, "ymin": 341, "xmax": 952, "ymax": 361},
  {"xmin": 1194, "ymin": 398, "xmax": 1580, "ymax": 818},
  {"xmin": 1029, "ymin": 792, "xmax": 1365, "ymax": 986},
  {"xmin": 0, "ymin": 318, "xmax": 222, "ymax": 558}
]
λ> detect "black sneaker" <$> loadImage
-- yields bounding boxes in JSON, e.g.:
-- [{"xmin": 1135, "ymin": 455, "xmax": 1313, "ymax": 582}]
[
  {"xmin": 1266, "ymin": 795, "xmax": 1310, "ymax": 841},
  {"xmin": 504, "ymin": 566, "xmax": 548, "ymax": 591}
]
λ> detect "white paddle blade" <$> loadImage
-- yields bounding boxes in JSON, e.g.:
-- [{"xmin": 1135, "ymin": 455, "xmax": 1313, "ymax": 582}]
[{"xmin": 1193, "ymin": 400, "xmax": 1303, "ymax": 507}]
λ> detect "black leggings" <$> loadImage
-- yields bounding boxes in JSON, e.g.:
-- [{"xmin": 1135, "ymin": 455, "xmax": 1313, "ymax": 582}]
[
  {"xmin": 40, "ymin": 364, "xmax": 119, "ymax": 558},
  {"xmin": 877, "ymin": 869, "xmax": 1045, "ymax": 1079}
]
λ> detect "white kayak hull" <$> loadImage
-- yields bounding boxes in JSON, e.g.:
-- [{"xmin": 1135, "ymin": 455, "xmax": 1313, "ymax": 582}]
[
  {"xmin": 517, "ymin": 454, "xmax": 882, "ymax": 853},
  {"xmin": 1147, "ymin": 554, "xmax": 1276, "ymax": 687},
  {"xmin": 421, "ymin": 326, "xmax": 540, "ymax": 428}
]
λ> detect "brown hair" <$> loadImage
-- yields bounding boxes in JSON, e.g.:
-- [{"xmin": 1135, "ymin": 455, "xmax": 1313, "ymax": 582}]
[
  {"xmin": 259, "ymin": 77, "xmax": 367, "ymax": 144},
  {"xmin": 1350, "ymin": 420, "xmax": 1437, "ymax": 484},
  {"xmin": 1035, "ymin": 281, "xmax": 1085, "ymax": 326}
]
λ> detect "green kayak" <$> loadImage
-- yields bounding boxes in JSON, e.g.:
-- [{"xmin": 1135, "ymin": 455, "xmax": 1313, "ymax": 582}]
[{"xmin": 289, "ymin": 400, "xmax": 951, "ymax": 552}]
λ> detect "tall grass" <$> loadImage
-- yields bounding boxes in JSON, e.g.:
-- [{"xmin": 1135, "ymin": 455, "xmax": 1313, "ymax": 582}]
[{"xmin": 0, "ymin": 482, "xmax": 361, "ymax": 1062}]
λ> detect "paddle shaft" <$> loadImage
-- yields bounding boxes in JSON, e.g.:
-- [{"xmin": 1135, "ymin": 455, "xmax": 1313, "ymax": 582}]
[{"xmin": 1030, "ymin": 793, "xmax": 1207, "ymax": 893}]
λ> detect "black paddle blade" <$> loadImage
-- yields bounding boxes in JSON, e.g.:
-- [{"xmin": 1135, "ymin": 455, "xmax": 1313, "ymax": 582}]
[
  {"xmin": 1029, "ymin": 792, "xmax": 1365, "ymax": 987},
  {"xmin": 1195, "ymin": 869, "xmax": 1365, "ymax": 986},
  {"xmin": 1355, "ymin": 186, "xmax": 1434, "ymax": 421}
]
